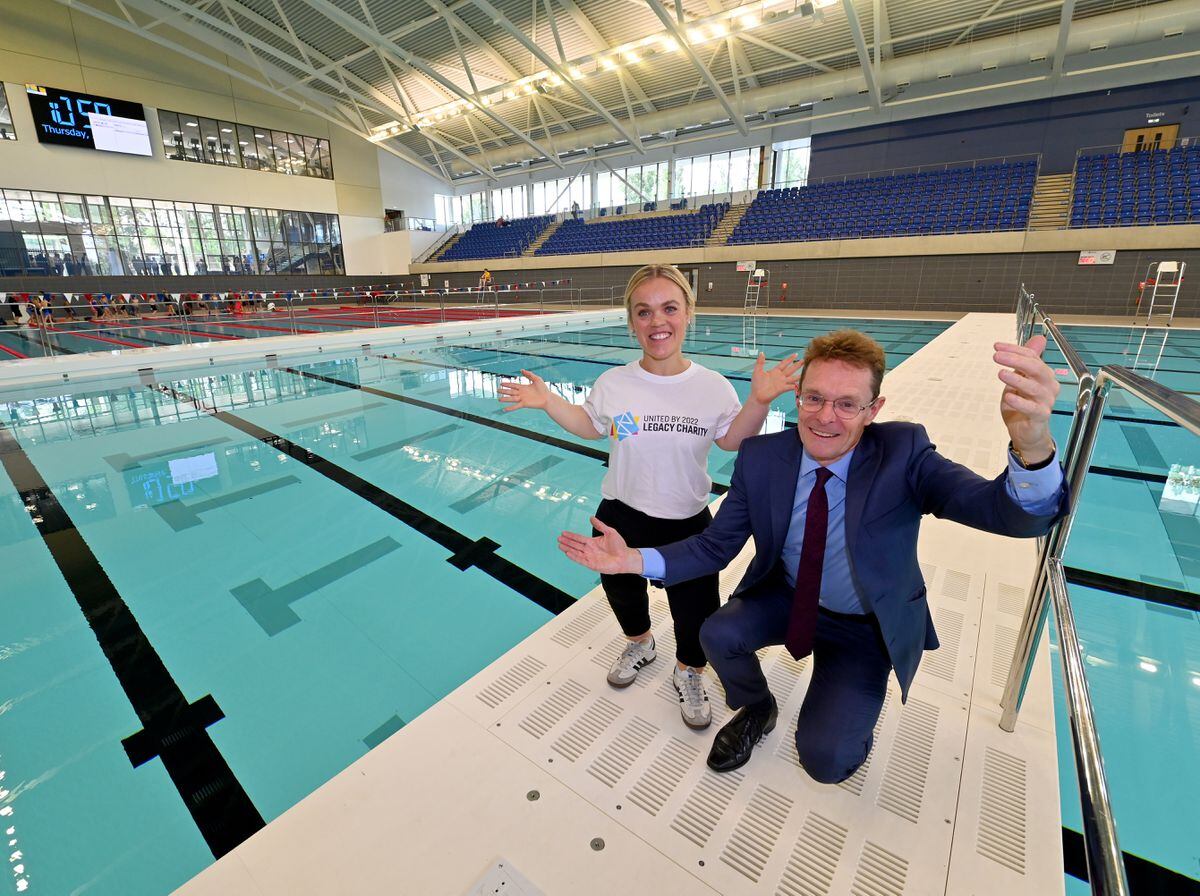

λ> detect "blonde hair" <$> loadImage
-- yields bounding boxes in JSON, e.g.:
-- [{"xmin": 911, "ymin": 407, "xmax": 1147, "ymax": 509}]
[
  {"xmin": 623, "ymin": 264, "xmax": 696, "ymax": 327},
  {"xmin": 800, "ymin": 329, "xmax": 887, "ymax": 398}
]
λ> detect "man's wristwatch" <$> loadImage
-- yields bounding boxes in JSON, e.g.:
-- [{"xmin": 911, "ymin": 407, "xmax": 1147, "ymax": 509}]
[{"xmin": 1009, "ymin": 441, "xmax": 1056, "ymax": 470}]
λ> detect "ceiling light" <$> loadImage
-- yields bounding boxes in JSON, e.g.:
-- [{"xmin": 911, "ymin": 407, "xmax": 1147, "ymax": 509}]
[
  {"xmin": 687, "ymin": 28, "xmax": 704, "ymax": 42},
  {"xmin": 710, "ymin": 22, "xmax": 728, "ymax": 38},
  {"xmin": 601, "ymin": 57, "xmax": 616, "ymax": 70},
  {"xmin": 569, "ymin": 67, "xmax": 583, "ymax": 78},
  {"xmin": 185, "ymin": 121, "xmax": 198, "ymax": 127},
  {"xmin": 740, "ymin": 13, "xmax": 759, "ymax": 28},
  {"xmin": 506, "ymin": 90, "xmax": 517, "ymax": 99},
  {"xmin": 625, "ymin": 51, "xmax": 640, "ymax": 63},
  {"xmin": 523, "ymin": 84, "xmax": 535, "ymax": 93},
  {"xmin": 220, "ymin": 127, "xmax": 232, "ymax": 133}
]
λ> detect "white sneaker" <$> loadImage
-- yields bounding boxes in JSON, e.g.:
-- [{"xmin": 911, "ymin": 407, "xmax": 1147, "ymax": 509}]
[
  {"xmin": 607, "ymin": 636, "xmax": 656, "ymax": 688},
  {"xmin": 673, "ymin": 666, "xmax": 712, "ymax": 730}
]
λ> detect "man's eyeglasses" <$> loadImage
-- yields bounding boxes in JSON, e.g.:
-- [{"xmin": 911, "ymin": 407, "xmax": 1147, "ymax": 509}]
[{"xmin": 797, "ymin": 392, "xmax": 877, "ymax": 420}]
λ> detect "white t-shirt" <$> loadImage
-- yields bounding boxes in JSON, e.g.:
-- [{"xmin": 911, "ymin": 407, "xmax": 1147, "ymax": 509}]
[{"xmin": 583, "ymin": 361, "xmax": 741, "ymax": 519}]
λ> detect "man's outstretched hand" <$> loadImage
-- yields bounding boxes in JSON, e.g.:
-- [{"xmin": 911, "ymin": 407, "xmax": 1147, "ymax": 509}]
[
  {"xmin": 993, "ymin": 334, "xmax": 1060, "ymax": 465},
  {"xmin": 558, "ymin": 518, "xmax": 644, "ymax": 575}
]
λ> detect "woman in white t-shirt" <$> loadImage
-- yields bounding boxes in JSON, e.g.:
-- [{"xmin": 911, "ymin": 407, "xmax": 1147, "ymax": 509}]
[{"xmin": 499, "ymin": 264, "xmax": 799, "ymax": 731}]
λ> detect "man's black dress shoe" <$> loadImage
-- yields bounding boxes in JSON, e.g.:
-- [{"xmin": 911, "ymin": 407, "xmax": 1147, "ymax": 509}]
[{"xmin": 706, "ymin": 694, "xmax": 777, "ymax": 772}]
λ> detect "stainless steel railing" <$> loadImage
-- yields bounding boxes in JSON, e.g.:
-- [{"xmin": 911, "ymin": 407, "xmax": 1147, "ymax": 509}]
[{"xmin": 999, "ymin": 292, "xmax": 1200, "ymax": 892}]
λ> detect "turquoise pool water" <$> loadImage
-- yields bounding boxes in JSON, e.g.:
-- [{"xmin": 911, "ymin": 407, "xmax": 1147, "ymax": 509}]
[
  {"xmin": 0, "ymin": 314, "xmax": 949, "ymax": 895},
  {"xmin": 1047, "ymin": 324, "xmax": 1200, "ymax": 891}
]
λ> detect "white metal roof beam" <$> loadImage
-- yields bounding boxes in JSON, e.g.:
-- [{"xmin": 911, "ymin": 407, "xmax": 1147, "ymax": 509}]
[
  {"xmin": 470, "ymin": 0, "xmax": 645, "ymax": 151},
  {"xmin": 737, "ymin": 33, "xmax": 835, "ymax": 74},
  {"xmin": 842, "ymin": 0, "xmax": 881, "ymax": 111},
  {"xmin": 875, "ymin": 0, "xmax": 892, "ymax": 61},
  {"xmin": 421, "ymin": 0, "xmax": 580, "ymax": 136},
  {"xmin": 51, "ymin": 0, "xmax": 448, "ymax": 180},
  {"xmin": 646, "ymin": 0, "xmax": 748, "ymax": 136},
  {"xmin": 553, "ymin": 0, "xmax": 658, "ymax": 113},
  {"xmin": 295, "ymin": 0, "xmax": 564, "ymax": 166},
  {"xmin": 948, "ymin": 0, "xmax": 1005, "ymax": 48},
  {"xmin": 1052, "ymin": 0, "xmax": 1078, "ymax": 74}
]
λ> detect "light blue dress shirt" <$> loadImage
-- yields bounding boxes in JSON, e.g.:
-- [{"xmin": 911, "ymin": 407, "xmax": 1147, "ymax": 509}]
[{"xmin": 639, "ymin": 443, "xmax": 1064, "ymax": 613}]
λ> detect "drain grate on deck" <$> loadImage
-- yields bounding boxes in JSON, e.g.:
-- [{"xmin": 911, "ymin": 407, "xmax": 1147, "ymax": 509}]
[
  {"xmin": 518, "ymin": 679, "xmax": 588, "ymax": 739},
  {"xmin": 626, "ymin": 737, "xmax": 699, "ymax": 817},
  {"xmin": 551, "ymin": 696, "xmax": 622, "ymax": 762},
  {"xmin": 720, "ymin": 784, "xmax": 793, "ymax": 882},
  {"xmin": 587, "ymin": 717, "xmax": 659, "ymax": 788},
  {"xmin": 876, "ymin": 698, "xmax": 938, "ymax": 824},
  {"xmin": 476, "ymin": 655, "xmax": 546, "ymax": 709},
  {"xmin": 976, "ymin": 747, "xmax": 1028, "ymax": 874},
  {"xmin": 775, "ymin": 811, "xmax": 849, "ymax": 896}
]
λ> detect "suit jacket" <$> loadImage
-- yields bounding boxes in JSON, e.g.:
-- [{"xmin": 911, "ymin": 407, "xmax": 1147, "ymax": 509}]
[{"xmin": 658, "ymin": 421, "xmax": 1067, "ymax": 700}]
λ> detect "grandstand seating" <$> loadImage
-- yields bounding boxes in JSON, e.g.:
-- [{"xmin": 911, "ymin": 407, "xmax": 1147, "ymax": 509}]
[
  {"xmin": 439, "ymin": 214, "xmax": 554, "ymax": 261},
  {"xmin": 535, "ymin": 203, "xmax": 728, "ymax": 255},
  {"xmin": 1069, "ymin": 145, "xmax": 1200, "ymax": 228},
  {"xmin": 728, "ymin": 160, "xmax": 1036, "ymax": 244}
]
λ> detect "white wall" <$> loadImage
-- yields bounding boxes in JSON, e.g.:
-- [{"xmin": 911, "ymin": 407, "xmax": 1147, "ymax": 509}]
[
  {"xmin": 0, "ymin": 0, "xmax": 385, "ymax": 273},
  {"xmin": 378, "ymin": 148, "xmax": 447, "ymax": 219}
]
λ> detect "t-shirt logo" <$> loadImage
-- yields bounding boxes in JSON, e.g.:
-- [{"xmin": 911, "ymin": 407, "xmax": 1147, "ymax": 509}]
[{"xmin": 611, "ymin": 411, "xmax": 639, "ymax": 441}]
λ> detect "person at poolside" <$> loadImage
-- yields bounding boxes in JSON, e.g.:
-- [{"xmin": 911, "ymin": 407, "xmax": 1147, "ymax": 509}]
[
  {"xmin": 558, "ymin": 329, "xmax": 1066, "ymax": 780},
  {"xmin": 499, "ymin": 263, "xmax": 802, "ymax": 730}
]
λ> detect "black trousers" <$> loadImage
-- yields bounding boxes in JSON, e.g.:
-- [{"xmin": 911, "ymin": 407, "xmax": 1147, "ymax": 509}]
[{"xmin": 593, "ymin": 498, "xmax": 720, "ymax": 669}]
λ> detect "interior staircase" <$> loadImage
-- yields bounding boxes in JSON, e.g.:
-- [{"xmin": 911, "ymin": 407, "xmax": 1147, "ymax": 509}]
[
  {"xmin": 523, "ymin": 219, "xmax": 564, "ymax": 255},
  {"xmin": 1027, "ymin": 172, "xmax": 1075, "ymax": 230},
  {"xmin": 430, "ymin": 231, "xmax": 464, "ymax": 262},
  {"xmin": 707, "ymin": 203, "xmax": 749, "ymax": 245}
]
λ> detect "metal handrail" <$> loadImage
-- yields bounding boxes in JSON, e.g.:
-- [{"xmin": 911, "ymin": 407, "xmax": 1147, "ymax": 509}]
[
  {"xmin": 1045, "ymin": 558, "xmax": 1130, "ymax": 896},
  {"xmin": 996, "ymin": 297, "xmax": 1179, "ymax": 893}
]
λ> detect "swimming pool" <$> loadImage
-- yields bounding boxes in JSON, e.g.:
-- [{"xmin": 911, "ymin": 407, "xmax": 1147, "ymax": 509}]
[
  {"xmin": 0, "ymin": 314, "xmax": 950, "ymax": 895},
  {"xmin": 1044, "ymin": 324, "xmax": 1200, "ymax": 892}
]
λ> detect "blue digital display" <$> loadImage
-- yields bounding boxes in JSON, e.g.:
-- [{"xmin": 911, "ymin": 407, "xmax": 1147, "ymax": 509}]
[{"xmin": 25, "ymin": 84, "xmax": 151, "ymax": 155}]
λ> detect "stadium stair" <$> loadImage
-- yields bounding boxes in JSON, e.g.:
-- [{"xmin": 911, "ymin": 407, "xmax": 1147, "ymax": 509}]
[
  {"xmin": 524, "ymin": 219, "xmax": 564, "ymax": 255},
  {"xmin": 431, "ymin": 231, "xmax": 465, "ymax": 262},
  {"xmin": 707, "ymin": 203, "xmax": 749, "ymax": 245},
  {"xmin": 1027, "ymin": 172, "xmax": 1074, "ymax": 230}
]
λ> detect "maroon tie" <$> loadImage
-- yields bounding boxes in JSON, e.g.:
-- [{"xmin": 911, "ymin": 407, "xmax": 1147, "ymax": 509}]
[{"xmin": 785, "ymin": 467, "xmax": 833, "ymax": 660}]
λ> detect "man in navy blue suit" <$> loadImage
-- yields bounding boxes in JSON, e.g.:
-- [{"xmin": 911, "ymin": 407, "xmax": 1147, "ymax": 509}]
[{"xmin": 560, "ymin": 329, "xmax": 1066, "ymax": 782}]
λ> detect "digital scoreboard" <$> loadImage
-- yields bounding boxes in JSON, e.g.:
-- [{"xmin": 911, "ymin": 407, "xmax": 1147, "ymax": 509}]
[{"xmin": 25, "ymin": 84, "xmax": 152, "ymax": 156}]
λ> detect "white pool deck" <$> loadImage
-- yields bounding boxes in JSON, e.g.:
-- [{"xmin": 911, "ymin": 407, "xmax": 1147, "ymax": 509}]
[{"xmin": 174, "ymin": 311, "xmax": 1064, "ymax": 896}]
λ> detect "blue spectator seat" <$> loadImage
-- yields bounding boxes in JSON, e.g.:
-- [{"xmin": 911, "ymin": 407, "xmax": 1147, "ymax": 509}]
[
  {"xmin": 439, "ymin": 215, "xmax": 555, "ymax": 261},
  {"xmin": 727, "ymin": 160, "xmax": 1037, "ymax": 245},
  {"xmin": 1068, "ymin": 145, "xmax": 1200, "ymax": 228},
  {"xmin": 534, "ymin": 204, "xmax": 729, "ymax": 256}
]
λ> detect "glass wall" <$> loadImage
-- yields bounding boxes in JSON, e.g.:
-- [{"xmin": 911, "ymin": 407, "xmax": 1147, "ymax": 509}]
[
  {"xmin": 673, "ymin": 147, "xmax": 762, "ymax": 200},
  {"xmin": 434, "ymin": 191, "xmax": 491, "ymax": 227},
  {"xmin": 157, "ymin": 109, "xmax": 333, "ymax": 179},
  {"xmin": 771, "ymin": 137, "xmax": 811, "ymax": 187},
  {"xmin": 0, "ymin": 188, "xmax": 343, "ymax": 276},
  {"xmin": 490, "ymin": 185, "xmax": 527, "ymax": 220},
  {"xmin": 0, "ymin": 84, "xmax": 14, "ymax": 141},
  {"xmin": 531, "ymin": 175, "xmax": 590, "ymax": 215},
  {"xmin": 596, "ymin": 162, "xmax": 668, "ymax": 209}
]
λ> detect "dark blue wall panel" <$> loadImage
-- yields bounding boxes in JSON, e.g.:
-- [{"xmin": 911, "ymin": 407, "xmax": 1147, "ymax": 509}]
[{"xmin": 809, "ymin": 78, "xmax": 1200, "ymax": 179}]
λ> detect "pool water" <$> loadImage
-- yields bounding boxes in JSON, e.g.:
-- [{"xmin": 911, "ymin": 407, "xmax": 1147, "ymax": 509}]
[
  {"xmin": 1046, "ymin": 324, "xmax": 1200, "ymax": 890},
  {"xmin": 0, "ymin": 314, "xmax": 948, "ymax": 895}
]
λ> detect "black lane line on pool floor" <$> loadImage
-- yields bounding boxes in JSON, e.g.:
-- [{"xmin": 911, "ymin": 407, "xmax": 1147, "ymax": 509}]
[
  {"xmin": 1062, "ymin": 827, "xmax": 1200, "ymax": 894},
  {"xmin": 1063, "ymin": 565, "xmax": 1199, "ymax": 613},
  {"xmin": 163, "ymin": 383, "xmax": 575, "ymax": 616},
  {"xmin": 0, "ymin": 422, "xmax": 266, "ymax": 859},
  {"xmin": 302, "ymin": 361, "xmax": 732, "ymax": 496}
]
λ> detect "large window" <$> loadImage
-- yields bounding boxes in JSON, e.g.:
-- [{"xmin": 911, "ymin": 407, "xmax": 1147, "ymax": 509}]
[
  {"xmin": 596, "ymin": 162, "xmax": 668, "ymax": 209},
  {"xmin": 0, "ymin": 84, "xmax": 14, "ymax": 141},
  {"xmin": 673, "ymin": 148, "xmax": 762, "ymax": 200},
  {"xmin": 434, "ymin": 191, "xmax": 491, "ymax": 227},
  {"xmin": 490, "ymin": 185, "xmax": 527, "ymax": 220},
  {"xmin": 0, "ymin": 188, "xmax": 343, "ymax": 276},
  {"xmin": 157, "ymin": 109, "xmax": 333, "ymax": 179},
  {"xmin": 771, "ymin": 137, "xmax": 811, "ymax": 188},
  {"xmin": 531, "ymin": 175, "xmax": 590, "ymax": 215}
]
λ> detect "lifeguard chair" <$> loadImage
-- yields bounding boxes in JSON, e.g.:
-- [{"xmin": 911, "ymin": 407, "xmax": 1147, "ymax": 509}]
[{"xmin": 1136, "ymin": 260, "xmax": 1186, "ymax": 325}]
